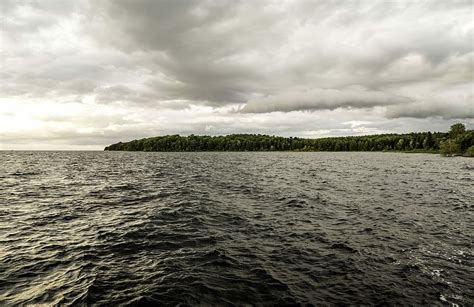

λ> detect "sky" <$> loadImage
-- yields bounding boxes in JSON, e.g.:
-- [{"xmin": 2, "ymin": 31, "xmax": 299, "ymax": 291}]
[{"xmin": 1, "ymin": 0, "xmax": 473, "ymax": 150}]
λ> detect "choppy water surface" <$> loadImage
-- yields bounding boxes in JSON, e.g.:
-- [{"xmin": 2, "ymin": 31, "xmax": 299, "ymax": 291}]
[{"xmin": 0, "ymin": 151, "xmax": 473, "ymax": 306}]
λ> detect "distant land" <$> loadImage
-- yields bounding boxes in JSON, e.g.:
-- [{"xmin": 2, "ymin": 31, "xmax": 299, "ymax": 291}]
[{"xmin": 105, "ymin": 123, "xmax": 474, "ymax": 157}]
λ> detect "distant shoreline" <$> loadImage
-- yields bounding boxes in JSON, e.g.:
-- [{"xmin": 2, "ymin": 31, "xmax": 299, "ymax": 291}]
[{"xmin": 104, "ymin": 125, "xmax": 473, "ymax": 157}]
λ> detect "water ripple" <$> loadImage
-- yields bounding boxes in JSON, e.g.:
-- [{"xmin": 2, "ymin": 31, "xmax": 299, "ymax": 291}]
[{"xmin": 0, "ymin": 151, "xmax": 473, "ymax": 305}]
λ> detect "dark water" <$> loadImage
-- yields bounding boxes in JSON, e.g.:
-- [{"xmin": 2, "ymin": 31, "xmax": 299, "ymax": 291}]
[{"xmin": 0, "ymin": 152, "xmax": 473, "ymax": 306}]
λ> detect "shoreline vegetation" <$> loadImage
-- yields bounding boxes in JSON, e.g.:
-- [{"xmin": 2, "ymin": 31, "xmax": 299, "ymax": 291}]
[{"xmin": 105, "ymin": 123, "xmax": 474, "ymax": 157}]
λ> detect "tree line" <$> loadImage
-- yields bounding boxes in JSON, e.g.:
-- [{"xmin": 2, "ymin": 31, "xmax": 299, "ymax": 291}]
[{"xmin": 105, "ymin": 123, "xmax": 473, "ymax": 156}]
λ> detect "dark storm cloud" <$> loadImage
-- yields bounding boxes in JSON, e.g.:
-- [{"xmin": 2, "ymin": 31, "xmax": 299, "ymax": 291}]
[
  {"xmin": 240, "ymin": 89, "xmax": 413, "ymax": 113},
  {"xmin": 3, "ymin": 0, "xmax": 473, "ymax": 111},
  {"xmin": 82, "ymin": 0, "xmax": 473, "ymax": 113},
  {"xmin": 386, "ymin": 96, "xmax": 474, "ymax": 120},
  {"xmin": 88, "ymin": 0, "xmax": 275, "ymax": 104}
]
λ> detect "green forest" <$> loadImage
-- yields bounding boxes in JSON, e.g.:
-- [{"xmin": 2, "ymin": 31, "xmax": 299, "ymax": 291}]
[{"xmin": 105, "ymin": 123, "xmax": 474, "ymax": 156}]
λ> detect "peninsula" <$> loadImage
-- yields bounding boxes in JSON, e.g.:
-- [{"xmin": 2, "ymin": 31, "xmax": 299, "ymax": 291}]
[{"xmin": 105, "ymin": 123, "xmax": 473, "ymax": 156}]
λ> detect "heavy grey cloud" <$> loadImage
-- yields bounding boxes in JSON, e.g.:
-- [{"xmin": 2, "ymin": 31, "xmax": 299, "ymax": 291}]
[
  {"xmin": 0, "ymin": 0, "xmax": 473, "ymax": 149},
  {"xmin": 87, "ymin": 0, "xmax": 474, "ymax": 112},
  {"xmin": 386, "ymin": 95, "xmax": 474, "ymax": 119},
  {"xmin": 240, "ymin": 89, "xmax": 412, "ymax": 113}
]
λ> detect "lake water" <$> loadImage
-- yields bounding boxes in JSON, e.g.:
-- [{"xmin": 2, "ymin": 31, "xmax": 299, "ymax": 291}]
[{"xmin": 0, "ymin": 151, "xmax": 473, "ymax": 305}]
